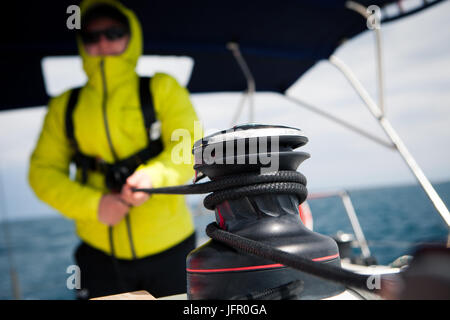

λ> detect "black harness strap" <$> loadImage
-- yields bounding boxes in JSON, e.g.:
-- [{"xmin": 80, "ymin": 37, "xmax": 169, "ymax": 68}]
[
  {"xmin": 139, "ymin": 76, "xmax": 155, "ymax": 141},
  {"xmin": 66, "ymin": 87, "xmax": 90, "ymax": 183},
  {"xmin": 65, "ymin": 76, "xmax": 164, "ymax": 190},
  {"xmin": 139, "ymin": 76, "xmax": 164, "ymax": 156},
  {"xmin": 66, "ymin": 87, "xmax": 81, "ymax": 149}
]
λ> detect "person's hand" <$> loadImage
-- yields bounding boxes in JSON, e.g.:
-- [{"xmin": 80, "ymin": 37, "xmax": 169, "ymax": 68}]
[
  {"xmin": 98, "ymin": 193, "xmax": 130, "ymax": 226},
  {"xmin": 120, "ymin": 170, "xmax": 152, "ymax": 207}
]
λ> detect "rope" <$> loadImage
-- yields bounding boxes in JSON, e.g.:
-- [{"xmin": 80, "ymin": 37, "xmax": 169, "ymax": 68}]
[
  {"xmin": 206, "ymin": 222, "xmax": 378, "ymax": 293},
  {"xmin": 134, "ymin": 170, "xmax": 307, "ymax": 210},
  {"xmin": 134, "ymin": 170, "xmax": 383, "ymax": 295}
]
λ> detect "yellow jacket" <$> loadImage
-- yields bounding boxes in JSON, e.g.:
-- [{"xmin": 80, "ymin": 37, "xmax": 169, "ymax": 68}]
[{"xmin": 29, "ymin": 0, "xmax": 201, "ymax": 259}]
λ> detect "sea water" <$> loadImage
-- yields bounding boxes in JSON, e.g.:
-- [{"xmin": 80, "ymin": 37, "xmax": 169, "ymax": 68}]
[{"xmin": 0, "ymin": 181, "xmax": 448, "ymax": 300}]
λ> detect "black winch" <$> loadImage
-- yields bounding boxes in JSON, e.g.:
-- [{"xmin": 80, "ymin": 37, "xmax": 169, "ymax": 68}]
[{"xmin": 185, "ymin": 124, "xmax": 344, "ymax": 299}]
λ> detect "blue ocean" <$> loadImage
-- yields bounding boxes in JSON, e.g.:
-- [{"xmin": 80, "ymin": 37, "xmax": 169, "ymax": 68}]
[{"xmin": 1, "ymin": 181, "xmax": 449, "ymax": 300}]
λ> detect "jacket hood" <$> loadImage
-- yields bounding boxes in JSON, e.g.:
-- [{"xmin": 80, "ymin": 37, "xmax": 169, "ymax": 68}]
[{"xmin": 77, "ymin": 0, "xmax": 142, "ymax": 89}]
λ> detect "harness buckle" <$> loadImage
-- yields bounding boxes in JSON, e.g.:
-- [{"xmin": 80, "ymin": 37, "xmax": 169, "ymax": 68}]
[
  {"xmin": 105, "ymin": 164, "xmax": 132, "ymax": 193},
  {"xmin": 149, "ymin": 120, "xmax": 161, "ymax": 141}
]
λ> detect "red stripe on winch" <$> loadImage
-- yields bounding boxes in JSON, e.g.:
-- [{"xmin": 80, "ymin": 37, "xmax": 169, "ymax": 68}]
[
  {"xmin": 217, "ymin": 207, "xmax": 225, "ymax": 229},
  {"xmin": 187, "ymin": 263, "xmax": 284, "ymax": 273},
  {"xmin": 187, "ymin": 253, "xmax": 339, "ymax": 273},
  {"xmin": 311, "ymin": 253, "xmax": 340, "ymax": 262}
]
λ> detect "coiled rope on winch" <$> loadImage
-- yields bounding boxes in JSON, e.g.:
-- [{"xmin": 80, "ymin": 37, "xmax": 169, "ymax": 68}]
[
  {"xmin": 134, "ymin": 170, "xmax": 383, "ymax": 295},
  {"xmin": 135, "ymin": 170, "xmax": 307, "ymax": 210}
]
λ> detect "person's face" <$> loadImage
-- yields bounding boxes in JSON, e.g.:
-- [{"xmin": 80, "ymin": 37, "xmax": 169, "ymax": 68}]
[{"xmin": 82, "ymin": 17, "xmax": 130, "ymax": 56}]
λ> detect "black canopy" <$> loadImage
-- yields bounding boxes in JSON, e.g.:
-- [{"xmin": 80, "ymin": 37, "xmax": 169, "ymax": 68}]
[{"xmin": 0, "ymin": 0, "xmax": 444, "ymax": 110}]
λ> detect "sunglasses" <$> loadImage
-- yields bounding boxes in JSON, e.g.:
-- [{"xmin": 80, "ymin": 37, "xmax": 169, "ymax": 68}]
[{"xmin": 80, "ymin": 26, "xmax": 129, "ymax": 44}]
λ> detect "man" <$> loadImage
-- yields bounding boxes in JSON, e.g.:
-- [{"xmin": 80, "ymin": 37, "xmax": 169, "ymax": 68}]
[{"xmin": 29, "ymin": 0, "xmax": 200, "ymax": 299}]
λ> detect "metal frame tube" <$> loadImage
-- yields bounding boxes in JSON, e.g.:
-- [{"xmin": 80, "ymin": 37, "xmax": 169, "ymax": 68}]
[
  {"xmin": 308, "ymin": 190, "xmax": 372, "ymax": 259},
  {"xmin": 340, "ymin": 191, "xmax": 372, "ymax": 258},
  {"xmin": 284, "ymin": 95, "xmax": 394, "ymax": 149},
  {"xmin": 346, "ymin": 1, "xmax": 385, "ymax": 114},
  {"xmin": 230, "ymin": 91, "xmax": 248, "ymax": 126},
  {"xmin": 329, "ymin": 55, "xmax": 450, "ymax": 228},
  {"xmin": 227, "ymin": 42, "xmax": 256, "ymax": 124},
  {"xmin": 0, "ymin": 160, "xmax": 21, "ymax": 299},
  {"xmin": 374, "ymin": 28, "xmax": 385, "ymax": 114}
]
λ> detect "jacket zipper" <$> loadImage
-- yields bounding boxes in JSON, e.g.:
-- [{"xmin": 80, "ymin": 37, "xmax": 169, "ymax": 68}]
[
  {"xmin": 100, "ymin": 59, "xmax": 118, "ymax": 161},
  {"xmin": 100, "ymin": 59, "xmax": 137, "ymax": 259}
]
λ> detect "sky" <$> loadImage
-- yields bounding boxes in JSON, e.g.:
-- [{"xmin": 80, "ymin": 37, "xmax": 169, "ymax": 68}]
[{"xmin": 0, "ymin": 1, "xmax": 449, "ymax": 220}]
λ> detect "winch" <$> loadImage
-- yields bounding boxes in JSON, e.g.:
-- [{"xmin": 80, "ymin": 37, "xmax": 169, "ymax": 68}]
[{"xmin": 186, "ymin": 124, "xmax": 344, "ymax": 299}]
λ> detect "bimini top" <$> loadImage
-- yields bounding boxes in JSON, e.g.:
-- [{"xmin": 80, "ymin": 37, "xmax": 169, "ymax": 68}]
[{"xmin": 0, "ymin": 0, "xmax": 444, "ymax": 110}]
